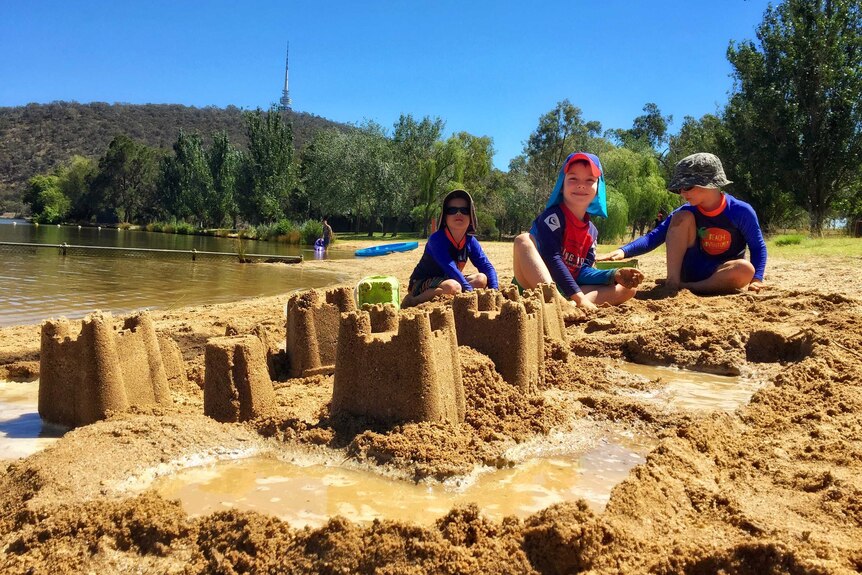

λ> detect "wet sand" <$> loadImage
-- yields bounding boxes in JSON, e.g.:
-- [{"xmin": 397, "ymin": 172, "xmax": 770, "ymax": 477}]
[{"xmin": 1, "ymin": 240, "xmax": 862, "ymax": 574}]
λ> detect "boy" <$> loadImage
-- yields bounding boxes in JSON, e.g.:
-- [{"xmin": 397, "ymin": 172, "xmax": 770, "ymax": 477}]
[
  {"xmin": 597, "ymin": 152, "xmax": 766, "ymax": 293},
  {"xmin": 403, "ymin": 189, "xmax": 499, "ymax": 307},
  {"xmin": 512, "ymin": 152, "xmax": 643, "ymax": 310}
]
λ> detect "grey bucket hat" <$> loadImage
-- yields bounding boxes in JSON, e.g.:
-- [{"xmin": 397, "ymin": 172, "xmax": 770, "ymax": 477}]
[{"xmin": 668, "ymin": 153, "xmax": 732, "ymax": 192}]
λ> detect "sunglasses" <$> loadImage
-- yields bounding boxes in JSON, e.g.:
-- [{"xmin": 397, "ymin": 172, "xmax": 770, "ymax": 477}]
[
  {"xmin": 680, "ymin": 186, "xmax": 696, "ymax": 192},
  {"xmin": 444, "ymin": 206, "xmax": 470, "ymax": 216}
]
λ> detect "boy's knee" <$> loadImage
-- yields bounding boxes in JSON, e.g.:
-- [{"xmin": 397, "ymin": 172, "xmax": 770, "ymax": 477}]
[
  {"xmin": 669, "ymin": 210, "xmax": 694, "ymax": 229},
  {"xmin": 514, "ymin": 233, "xmax": 534, "ymax": 254},
  {"xmin": 471, "ymin": 273, "xmax": 488, "ymax": 288},
  {"xmin": 439, "ymin": 280, "xmax": 462, "ymax": 295}
]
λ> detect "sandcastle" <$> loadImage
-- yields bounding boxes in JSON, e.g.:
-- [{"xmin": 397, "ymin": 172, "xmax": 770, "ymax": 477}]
[
  {"xmin": 285, "ymin": 287, "xmax": 355, "ymax": 377},
  {"xmin": 204, "ymin": 335, "xmax": 276, "ymax": 423},
  {"xmin": 452, "ymin": 289, "xmax": 544, "ymax": 393},
  {"xmin": 39, "ymin": 311, "xmax": 174, "ymax": 428},
  {"xmin": 501, "ymin": 283, "xmax": 567, "ymax": 342},
  {"xmin": 331, "ymin": 305, "xmax": 464, "ymax": 426}
]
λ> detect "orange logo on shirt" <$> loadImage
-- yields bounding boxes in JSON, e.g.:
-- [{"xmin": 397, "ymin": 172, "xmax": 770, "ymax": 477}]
[{"xmin": 698, "ymin": 227, "xmax": 732, "ymax": 255}]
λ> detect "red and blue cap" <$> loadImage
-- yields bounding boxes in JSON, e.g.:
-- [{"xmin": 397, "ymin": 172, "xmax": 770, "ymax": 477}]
[{"xmin": 544, "ymin": 152, "xmax": 608, "ymax": 218}]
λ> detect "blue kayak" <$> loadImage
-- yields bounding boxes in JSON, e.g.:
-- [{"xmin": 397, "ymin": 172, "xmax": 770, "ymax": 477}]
[{"xmin": 355, "ymin": 241, "xmax": 419, "ymax": 257}]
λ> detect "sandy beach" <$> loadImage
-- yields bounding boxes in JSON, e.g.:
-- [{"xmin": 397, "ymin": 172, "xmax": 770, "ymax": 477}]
[{"xmin": 2, "ymin": 239, "xmax": 862, "ymax": 574}]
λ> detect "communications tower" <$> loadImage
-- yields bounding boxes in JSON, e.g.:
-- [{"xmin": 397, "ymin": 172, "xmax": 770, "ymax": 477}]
[{"xmin": 278, "ymin": 43, "xmax": 292, "ymax": 111}]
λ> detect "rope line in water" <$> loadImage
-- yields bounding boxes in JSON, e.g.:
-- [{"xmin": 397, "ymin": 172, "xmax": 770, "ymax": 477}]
[{"xmin": 0, "ymin": 241, "xmax": 302, "ymax": 263}]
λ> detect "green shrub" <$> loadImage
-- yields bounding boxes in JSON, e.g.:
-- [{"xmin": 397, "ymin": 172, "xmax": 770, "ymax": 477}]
[
  {"xmin": 593, "ymin": 190, "xmax": 629, "ymax": 244},
  {"xmin": 175, "ymin": 221, "xmax": 196, "ymax": 235},
  {"xmin": 475, "ymin": 209, "xmax": 499, "ymax": 239},
  {"xmin": 774, "ymin": 234, "xmax": 804, "ymax": 246},
  {"xmin": 300, "ymin": 219, "xmax": 324, "ymax": 245}
]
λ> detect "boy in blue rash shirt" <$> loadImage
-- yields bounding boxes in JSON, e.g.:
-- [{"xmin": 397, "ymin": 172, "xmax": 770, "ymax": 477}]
[
  {"xmin": 512, "ymin": 152, "xmax": 643, "ymax": 311},
  {"xmin": 403, "ymin": 189, "xmax": 499, "ymax": 308},
  {"xmin": 598, "ymin": 153, "xmax": 767, "ymax": 294}
]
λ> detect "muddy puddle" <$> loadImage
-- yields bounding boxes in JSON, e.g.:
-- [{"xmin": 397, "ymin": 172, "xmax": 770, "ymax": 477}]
[
  {"xmin": 2, "ymin": 365, "xmax": 764, "ymax": 528},
  {"xmin": 612, "ymin": 362, "xmax": 763, "ymax": 412},
  {"xmin": 154, "ymin": 364, "xmax": 763, "ymax": 528},
  {"xmin": 154, "ymin": 428, "xmax": 653, "ymax": 527}
]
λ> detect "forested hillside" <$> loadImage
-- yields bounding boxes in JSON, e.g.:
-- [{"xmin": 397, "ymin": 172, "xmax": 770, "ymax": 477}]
[{"xmin": 0, "ymin": 102, "xmax": 344, "ymax": 212}]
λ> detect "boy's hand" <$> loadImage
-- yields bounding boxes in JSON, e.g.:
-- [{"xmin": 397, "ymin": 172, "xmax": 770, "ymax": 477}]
[
  {"xmin": 595, "ymin": 249, "xmax": 625, "ymax": 262},
  {"xmin": 570, "ymin": 292, "xmax": 598, "ymax": 311},
  {"xmin": 748, "ymin": 280, "xmax": 766, "ymax": 292},
  {"xmin": 615, "ymin": 268, "xmax": 644, "ymax": 289}
]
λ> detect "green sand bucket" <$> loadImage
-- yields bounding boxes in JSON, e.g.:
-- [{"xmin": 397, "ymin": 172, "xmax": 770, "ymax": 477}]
[
  {"xmin": 594, "ymin": 259, "xmax": 639, "ymax": 270},
  {"xmin": 355, "ymin": 275, "xmax": 401, "ymax": 310}
]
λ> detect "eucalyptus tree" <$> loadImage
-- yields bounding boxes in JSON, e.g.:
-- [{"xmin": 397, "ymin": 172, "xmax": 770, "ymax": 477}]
[
  {"xmin": 352, "ymin": 122, "xmax": 406, "ymax": 236},
  {"xmin": 726, "ymin": 0, "xmax": 862, "ymax": 234},
  {"xmin": 524, "ymin": 100, "xmax": 603, "ymax": 199},
  {"xmin": 238, "ymin": 106, "xmax": 296, "ymax": 224},
  {"xmin": 207, "ymin": 131, "xmax": 242, "ymax": 228},
  {"xmin": 416, "ymin": 138, "xmax": 461, "ymax": 238},
  {"xmin": 91, "ymin": 135, "xmax": 160, "ymax": 223},
  {"xmin": 58, "ymin": 155, "xmax": 97, "ymax": 221},
  {"xmin": 159, "ymin": 130, "xmax": 213, "ymax": 226},
  {"xmin": 301, "ymin": 128, "xmax": 357, "ymax": 223}
]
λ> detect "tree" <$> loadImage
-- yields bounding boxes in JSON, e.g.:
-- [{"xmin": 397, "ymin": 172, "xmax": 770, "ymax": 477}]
[
  {"xmin": 416, "ymin": 138, "xmax": 461, "ymax": 237},
  {"xmin": 237, "ymin": 107, "xmax": 296, "ymax": 224},
  {"xmin": 525, "ymin": 100, "xmax": 604, "ymax": 195},
  {"xmin": 23, "ymin": 174, "xmax": 68, "ymax": 224},
  {"xmin": 159, "ymin": 130, "xmax": 213, "ymax": 226},
  {"xmin": 610, "ymin": 103, "xmax": 673, "ymax": 154},
  {"xmin": 602, "ymin": 148, "xmax": 678, "ymax": 239},
  {"xmin": 58, "ymin": 155, "xmax": 97, "ymax": 221},
  {"xmin": 727, "ymin": 0, "xmax": 862, "ymax": 234},
  {"xmin": 91, "ymin": 135, "xmax": 160, "ymax": 223},
  {"xmin": 207, "ymin": 131, "xmax": 242, "ymax": 228}
]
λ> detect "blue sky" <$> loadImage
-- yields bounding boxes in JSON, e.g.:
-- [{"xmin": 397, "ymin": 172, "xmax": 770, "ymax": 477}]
[{"xmin": 1, "ymin": 0, "xmax": 773, "ymax": 170}]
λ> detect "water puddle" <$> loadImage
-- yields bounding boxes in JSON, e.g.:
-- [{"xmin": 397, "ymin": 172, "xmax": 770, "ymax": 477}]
[
  {"xmin": 613, "ymin": 363, "xmax": 762, "ymax": 412},
  {"xmin": 0, "ymin": 380, "xmax": 66, "ymax": 460},
  {"xmin": 1, "ymin": 363, "xmax": 763, "ymax": 529},
  {"xmin": 154, "ymin": 429, "xmax": 654, "ymax": 527}
]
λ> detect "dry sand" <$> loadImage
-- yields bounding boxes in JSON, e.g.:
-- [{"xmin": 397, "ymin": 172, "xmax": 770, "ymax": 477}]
[{"xmin": 2, "ymin": 240, "xmax": 862, "ymax": 574}]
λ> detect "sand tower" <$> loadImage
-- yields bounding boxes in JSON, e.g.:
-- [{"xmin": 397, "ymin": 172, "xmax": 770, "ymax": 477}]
[
  {"xmin": 500, "ymin": 283, "xmax": 567, "ymax": 342},
  {"xmin": 204, "ymin": 335, "xmax": 276, "ymax": 423},
  {"xmin": 331, "ymin": 306, "xmax": 464, "ymax": 426},
  {"xmin": 286, "ymin": 287, "xmax": 356, "ymax": 377},
  {"xmin": 452, "ymin": 290, "xmax": 544, "ymax": 393},
  {"xmin": 39, "ymin": 311, "xmax": 172, "ymax": 428}
]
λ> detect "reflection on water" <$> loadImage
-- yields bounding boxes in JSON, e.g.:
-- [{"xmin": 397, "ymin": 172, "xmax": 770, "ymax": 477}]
[
  {"xmin": 614, "ymin": 363, "xmax": 762, "ymax": 412},
  {"xmin": 0, "ymin": 223, "xmax": 352, "ymax": 326},
  {"xmin": 155, "ymin": 431, "xmax": 652, "ymax": 527},
  {"xmin": 0, "ymin": 380, "xmax": 66, "ymax": 460}
]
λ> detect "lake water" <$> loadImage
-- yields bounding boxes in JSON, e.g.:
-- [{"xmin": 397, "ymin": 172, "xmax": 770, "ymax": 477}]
[{"xmin": 0, "ymin": 220, "xmax": 352, "ymax": 327}]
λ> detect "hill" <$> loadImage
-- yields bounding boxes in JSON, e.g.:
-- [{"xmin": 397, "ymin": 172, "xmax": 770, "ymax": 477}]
[{"xmin": 0, "ymin": 101, "xmax": 347, "ymax": 213}]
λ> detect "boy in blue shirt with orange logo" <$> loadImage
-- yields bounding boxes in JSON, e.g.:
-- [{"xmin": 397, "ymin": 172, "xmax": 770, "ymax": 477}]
[
  {"xmin": 512, "ymin": 152, "xmax": 643, "ymax": 310},
  {"xmin": 598, "ymin": 153, "xmax": 767, "ymax": 294},
  {"xmin": 403, "ymin": 189, "xmax": 499, "ymax": 308}
]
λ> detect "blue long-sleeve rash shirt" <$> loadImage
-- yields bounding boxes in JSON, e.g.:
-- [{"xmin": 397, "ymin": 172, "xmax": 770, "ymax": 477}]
[
  {"xmin": 408, "ymin": 230, "xmax": 499, "ymax": 292},
  {"xmin": 620, "ymin": 193, "xmax": 767, "ymax": 281},
  {"xmin": 530, "ymin": 204, "xmax": 616, "ymax": 299}
]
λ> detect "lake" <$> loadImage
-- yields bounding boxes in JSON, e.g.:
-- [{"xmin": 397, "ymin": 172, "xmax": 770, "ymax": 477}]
[{"xmin": 0, "ymin": 220, "xmax": 351, "ymax": 327}]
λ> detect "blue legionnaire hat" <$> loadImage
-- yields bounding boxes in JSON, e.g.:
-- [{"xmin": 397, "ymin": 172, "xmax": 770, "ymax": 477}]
[
  {"xmin": 668, "ymin": 152, "xmax": 732, "ymax": 192},
  {"xmin": 439, "ymin": 188, "xmax": 478, "ymax": 235},
  {"xmin": 545, "ymin": 152, "xmax": 608, "ymax": 218}
]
